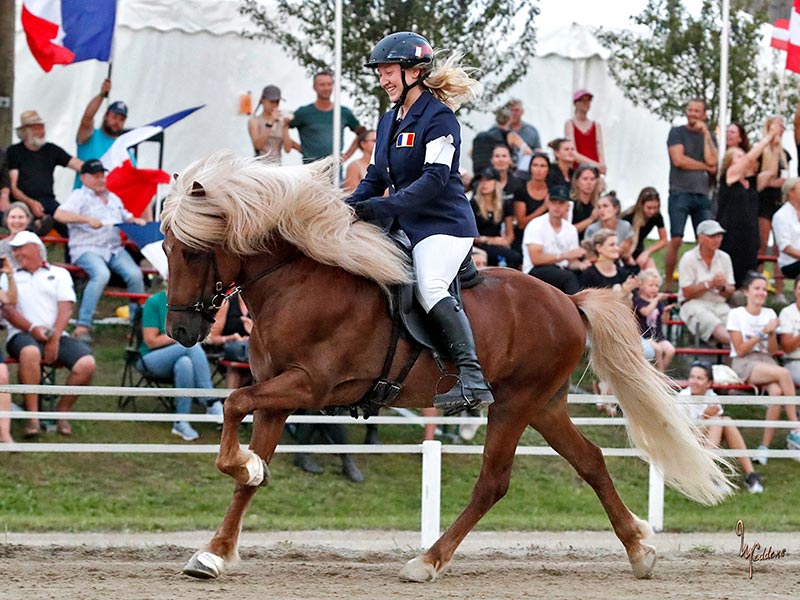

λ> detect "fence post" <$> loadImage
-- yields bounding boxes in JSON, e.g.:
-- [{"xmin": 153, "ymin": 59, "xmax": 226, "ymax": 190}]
[
  {"xmin": 648, "ymin": 463, "xmax": 664, "ymax": 532},
  {"xmin": 420, "ymin": 440, "xmax": 441, "ymax": 549}
]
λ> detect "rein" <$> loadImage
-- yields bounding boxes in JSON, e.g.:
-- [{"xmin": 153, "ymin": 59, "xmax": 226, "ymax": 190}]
[{"xmin": 166, "ymin": 251, "xmax": 294, "ymax": 322}]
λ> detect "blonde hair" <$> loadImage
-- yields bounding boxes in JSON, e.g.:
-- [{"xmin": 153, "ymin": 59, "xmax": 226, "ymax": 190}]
[
  {"xmin": 623, "ymin": 187, "xmax": 660, "ymax": 253},
  {"xmin": 473, "ymin": 183, "xmax": 504, "ymax": 224},
  {"xmin": 422, "ymin": 51, "xmax": 481, "ymax": 112},
  {"xmin": 589, "ymin": 228, "xmax": 617, "ymax": 250},
  {"xmin": 637, "ymin": 268, "xmax": 662, "ymax": 286},
  {"xmin": 161, "ymin": 151, "xmax": 411, "ymax": 292},
  {"xmin": 782, "ymin": 177, "xmax": 800, "ymax": 202}
]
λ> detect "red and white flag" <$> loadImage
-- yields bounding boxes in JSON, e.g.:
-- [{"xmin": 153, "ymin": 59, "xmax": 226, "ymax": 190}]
[
  {"xmin": 787, "ymin": 2, "xmax": 800, "ymax": 73},
  {"xmin": 772, "ymin": 18, "xmax": 789, "ymax": 51}
]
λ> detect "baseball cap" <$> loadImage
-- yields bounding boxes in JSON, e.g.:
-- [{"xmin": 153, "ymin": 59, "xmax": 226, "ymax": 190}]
[
  {"xmin": 9, "ymin": 231, "xmax": 45, "ymax": 248},
  {"xmin": 696, "ymin": 220, "xmax": 726, "ymax": 237},
  {"xmin": 573, "ymin": 89, "xmax": 593, "ymax": 102},
  {"xmin": 107, "ymin": 100, "xmax": 128, "ymax": 117},
  {"xmin": 80, "ymin": 159, "xmax": 108, "ymax": 175},
  {"xmin": 549, "ymin": 185, "xmax": 571, "ymax": 202},
  {"xmin": 261, "ymin": 85, "xmax": 282, "ymax": 101}
]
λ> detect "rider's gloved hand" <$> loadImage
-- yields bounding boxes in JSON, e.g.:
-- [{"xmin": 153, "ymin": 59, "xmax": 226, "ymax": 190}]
[{"xmin": 352, "ymin": 200, "xmax": 376, "ymax": 222}]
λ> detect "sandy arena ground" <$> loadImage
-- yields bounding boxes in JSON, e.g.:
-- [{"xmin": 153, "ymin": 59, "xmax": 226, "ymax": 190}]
[{"xmin": 1, "ymin": 530, "xmax": 798, "ymax": 599}]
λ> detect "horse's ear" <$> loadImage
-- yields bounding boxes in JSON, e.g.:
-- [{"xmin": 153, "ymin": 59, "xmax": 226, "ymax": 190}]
[{"xmin": 190, "ymin": 181, "xmax": 206, "ymax": 197}]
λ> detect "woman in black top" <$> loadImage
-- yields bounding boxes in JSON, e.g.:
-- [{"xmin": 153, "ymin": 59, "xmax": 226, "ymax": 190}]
[
  {"xmin": 470, "ymin": 167, "xmax": 521, "ymax": 268},
  {"xmin": 546, "ymin": 138, "xmax": 575, "ymax": 189},
  {"xmin": 621, "ymin": 186, "xmax": 667, "ymax": 270},
  {"xmin": 512, "ymin": 152, "xmax": 550, "ymax": 252},
  {"xmin": 580, "ymin": 228, "xmax": 639, "ymax": 294},
  {"xmin": 718, "ymin": 122, "xmax": 781, "ymax": 287},
  {"xmin": 569, "ymin": 163, "xmax": 600, "ymax": 240}
]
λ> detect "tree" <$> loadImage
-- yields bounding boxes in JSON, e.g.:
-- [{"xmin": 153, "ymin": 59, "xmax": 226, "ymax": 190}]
[
  {"xmin": 598, "ymin": 0, "xmax": 797, "ymax": 128},
  {"xmin": 0, "ymin": 0, "xmax": 14, "ymax": 146},
  {"xmin": 239, "ymin": 0, "xmax": 539, "ymax": 119}
]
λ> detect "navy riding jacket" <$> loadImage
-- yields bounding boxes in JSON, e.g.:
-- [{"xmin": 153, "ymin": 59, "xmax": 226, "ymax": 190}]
[{"xmin": 348, "ymin": 91, "xmax": 478, "ymax": 247}]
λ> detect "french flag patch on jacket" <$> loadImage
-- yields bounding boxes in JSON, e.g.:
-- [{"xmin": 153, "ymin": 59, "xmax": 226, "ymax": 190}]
[{"xmin": 396, "ymin": 132, "xmax": 416, "ymax": 148}]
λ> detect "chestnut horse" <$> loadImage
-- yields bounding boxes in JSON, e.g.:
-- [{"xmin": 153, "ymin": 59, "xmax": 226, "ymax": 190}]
[{"xmin": 161, "ymin": 152, "xmax": 729, "ymax": 582}]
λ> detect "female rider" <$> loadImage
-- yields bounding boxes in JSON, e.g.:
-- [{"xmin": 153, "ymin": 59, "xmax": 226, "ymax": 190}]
[{"xmin": 347, "ymin": 32, "xmax": 492, "ymax": 415}]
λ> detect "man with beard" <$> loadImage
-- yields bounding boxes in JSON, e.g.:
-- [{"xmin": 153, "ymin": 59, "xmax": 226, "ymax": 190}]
[
  {"xmin": 6, "ymin": 111, "xmax": 82, "ymax": 237},
  {"xmin": 663, "ymin": 98, "xmax": 718, "ymax": 291},
  {"xmin": 74, "ymin": 78, "xmax": 129, "ymax": 189}
]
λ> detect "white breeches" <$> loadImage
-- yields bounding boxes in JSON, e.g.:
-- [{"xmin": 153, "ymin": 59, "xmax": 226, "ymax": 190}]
[{"xmin": 412, "ymin": 234, "xmax": 473, "ymax": 313}]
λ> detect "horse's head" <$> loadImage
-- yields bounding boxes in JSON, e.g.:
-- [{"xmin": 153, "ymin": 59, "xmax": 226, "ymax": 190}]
[{"xmin": 162, "ymin": 229, "xmax": 242, "ymax": 347}]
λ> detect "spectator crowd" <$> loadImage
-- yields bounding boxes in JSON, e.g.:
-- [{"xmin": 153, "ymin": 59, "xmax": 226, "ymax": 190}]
[{"xmin": 3, "ymin": 72, "xmax": 800, "ymax": 493}]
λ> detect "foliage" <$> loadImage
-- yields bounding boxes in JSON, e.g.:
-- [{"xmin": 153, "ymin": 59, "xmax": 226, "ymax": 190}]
[
  {"xmin": 598, "ymin": 0, "xmax": 799, "ymax": 127},
  {"xmin": 238, "ymin": 0, "xmax": 539, "ymax": 119}
]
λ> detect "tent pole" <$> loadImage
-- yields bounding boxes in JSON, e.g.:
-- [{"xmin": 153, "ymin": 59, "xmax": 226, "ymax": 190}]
[
  {"xmin": 332, "ymin": 0, "xmax": 343, "ymax": 187},
  {"xmin": 718, "ymin": 0, "xmax": 730, "ymax": 164}
]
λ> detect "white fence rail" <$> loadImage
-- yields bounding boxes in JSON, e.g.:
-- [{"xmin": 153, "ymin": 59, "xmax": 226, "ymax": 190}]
[{"xmin": 1, "ymin": 385, "xmax": 799, "ymax": 546}]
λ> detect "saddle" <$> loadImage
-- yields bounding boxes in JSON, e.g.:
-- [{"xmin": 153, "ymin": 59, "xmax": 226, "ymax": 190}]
[{"xmin": 333, "ymin": 231, "xmax": 482, "ymax": 419}]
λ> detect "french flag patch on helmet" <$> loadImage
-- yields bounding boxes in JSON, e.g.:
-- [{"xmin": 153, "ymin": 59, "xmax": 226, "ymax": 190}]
[{"xmin": 396, "ymin": 132, "xmax": 416, "ymax": 148}]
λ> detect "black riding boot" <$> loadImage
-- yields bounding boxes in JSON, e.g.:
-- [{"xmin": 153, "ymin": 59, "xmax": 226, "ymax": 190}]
[{"xmin": 427, "ymin": 296, "xmax": 494, "ymax": 415}]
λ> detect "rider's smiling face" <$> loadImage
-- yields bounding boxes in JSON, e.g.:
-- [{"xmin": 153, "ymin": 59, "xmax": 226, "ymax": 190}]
[{"xmin": 378, "ymin": 64, "xmax": 420, "ymax": 104}]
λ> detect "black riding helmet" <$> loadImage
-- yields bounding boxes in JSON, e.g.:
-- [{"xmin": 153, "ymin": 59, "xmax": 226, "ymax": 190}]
[{"xmin": 365, "ymin": 32, "xmax": 434, "ymax": 108}]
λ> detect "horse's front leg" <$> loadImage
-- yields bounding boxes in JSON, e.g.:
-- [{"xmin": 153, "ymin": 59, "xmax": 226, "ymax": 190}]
[
  {"xmin": 183, "ymin": 408, "xmax": 292, "ymax": 579},
  {"xmin": 216, "ymin": 368, "xmax": 314, "ymax": 485}
]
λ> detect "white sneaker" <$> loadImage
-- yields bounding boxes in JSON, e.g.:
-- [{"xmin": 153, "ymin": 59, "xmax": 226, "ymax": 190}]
[
  {"xmin": 171, "ymin": 421, "xmax": 200, "ymax": 441},
  {"xmin": 206, "ymin": 400, "xmax": 223, "ymax": 417},
  {"xmin": 753, "ymin": 444, "xmax": 769, "ymax": 466}
]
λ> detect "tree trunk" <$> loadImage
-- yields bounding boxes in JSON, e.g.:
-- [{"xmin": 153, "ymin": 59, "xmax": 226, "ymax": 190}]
[{"xmin": 0, "ymin": 0, "xmax": 15, "ymax": 147}]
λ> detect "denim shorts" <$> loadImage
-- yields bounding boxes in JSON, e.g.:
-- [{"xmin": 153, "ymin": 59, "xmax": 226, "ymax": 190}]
[{"xmin": 667, "ymin": 192, "xmax": 711, "ymax": 237}]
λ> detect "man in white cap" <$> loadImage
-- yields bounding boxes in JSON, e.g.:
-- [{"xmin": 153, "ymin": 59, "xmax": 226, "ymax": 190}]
[
  {"xmin": 74, "ymin": 78, "xmax": 130, "ymax": 188},
  {"xmin": 0, "ymin": 231, "xmax": 96, "ymax": 438},
  {"xmin": 6, "ymin": 110, "xmax": 82, "ymax": 236},
  {"xmin": 678, "ymin": 219, "xmax": 736, "ymax": 346}
]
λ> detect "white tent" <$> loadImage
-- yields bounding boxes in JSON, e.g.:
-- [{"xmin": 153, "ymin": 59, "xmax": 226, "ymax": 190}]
[{"xmin": 11, "ymin": 3, "xmax": 687, "ymax": 218}]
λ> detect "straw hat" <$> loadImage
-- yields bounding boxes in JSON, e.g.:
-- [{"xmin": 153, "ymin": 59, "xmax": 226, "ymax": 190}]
[{"xmin": 16, "ymin": 110, "xmax": 45, "ymax": 134}]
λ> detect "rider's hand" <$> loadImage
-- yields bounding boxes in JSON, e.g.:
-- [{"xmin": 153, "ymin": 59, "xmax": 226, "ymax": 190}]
[{"xmin": 352, "ymin": 200, "xmax": 375, "ymax": 222}]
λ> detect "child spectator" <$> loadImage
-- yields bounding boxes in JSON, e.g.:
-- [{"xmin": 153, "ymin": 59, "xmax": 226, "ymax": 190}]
[
  {"xmin": 778, "ymin": 277, "xmax": 800, "ymax": 386},
  {"xmin": 565, "ymin": 89, "xmax": 606, "ymax": 174},
  {"xmin": 726, "ymin": 272, "xmax": 800, "ymax": 464},
  {"xmin": 634, "ymin": 269, "xmax": 675, "ymax": 372},
  {"xmin": 678, "ymin": 361, "xmax": 763, "ymax": 494}
]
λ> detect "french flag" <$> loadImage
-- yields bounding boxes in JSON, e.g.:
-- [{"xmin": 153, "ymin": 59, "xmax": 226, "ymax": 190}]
[
  {"xmin": 22, "ymin": 0, "xmax": 116, "ymax": 72},
  {"xmin": 788, "ymin": 2, "xmax": 800, "ymax": 73},
  {"xmin": 102, "ymin": 106, "xmax": 204, "ymax": 218}
]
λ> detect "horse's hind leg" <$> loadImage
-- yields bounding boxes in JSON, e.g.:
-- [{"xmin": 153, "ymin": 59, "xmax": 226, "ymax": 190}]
[
  {"xmin": 183, "ymin": 409, "xmax": 291, "ymax": 579},
  {"xmin": 401, "ymin": 395, "xmax": 530, "ymax": 582},
  {"xmin": 531, "ymin": 387, "xmax": 657, "ymax": 579}
]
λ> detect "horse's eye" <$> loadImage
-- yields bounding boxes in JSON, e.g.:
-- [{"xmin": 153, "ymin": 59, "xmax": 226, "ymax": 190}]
[{"xmin": 182, "ymin": 249, "xmax": 205, "ymax": 264}]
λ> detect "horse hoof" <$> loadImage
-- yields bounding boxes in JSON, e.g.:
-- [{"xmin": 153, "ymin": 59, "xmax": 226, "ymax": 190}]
[
  {"xmin": 183, "ymin": 551, "xmax": 225, "ymax": 579},
  {"xmin": 244, "ymin": 452, "xmax": 270, "ymax": 487},
  {"xmin": 629, "ymin": 543, "xmax": 657, "ymax": 579},
  {"xmin": 399, "ymin": 556, "xmax": 438, "ymax": 582}
]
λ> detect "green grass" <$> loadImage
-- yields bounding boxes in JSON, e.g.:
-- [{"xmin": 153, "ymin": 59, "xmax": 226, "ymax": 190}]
[{"xmin": 1, "ymin": 253, "xmax": 798, "ymax": 534}]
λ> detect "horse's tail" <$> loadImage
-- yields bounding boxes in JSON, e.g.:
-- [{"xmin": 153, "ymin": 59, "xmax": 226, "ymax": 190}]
[{"xmin": 572, "ymin": 288, "xmax": 732, "ymax": 505}]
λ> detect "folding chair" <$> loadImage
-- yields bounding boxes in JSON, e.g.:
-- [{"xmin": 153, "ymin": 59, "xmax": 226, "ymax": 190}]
[{"xmin": 118, "ymin": 305, "xmax": 174, "ymax": 411}]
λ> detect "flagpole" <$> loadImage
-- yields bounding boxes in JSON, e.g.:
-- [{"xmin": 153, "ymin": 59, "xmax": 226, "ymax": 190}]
[
  {"xmin": 332, "ymin": 0, "xmax": 342, "ymax": 187},
  {"xmin": 718, "ymin": 0, "xmax": 730, "ymax": 165}
]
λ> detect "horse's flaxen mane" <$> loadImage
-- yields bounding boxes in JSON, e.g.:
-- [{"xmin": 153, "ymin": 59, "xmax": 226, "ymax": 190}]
[{"xmin": 160, "ymin": 151, "xmax": 411, "ymax": 289}]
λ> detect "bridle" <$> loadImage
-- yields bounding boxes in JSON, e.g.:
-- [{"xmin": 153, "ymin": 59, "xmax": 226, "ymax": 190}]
[{"xmin": 166, "ymin": 249, "xmax": 293, "ymax": 322}]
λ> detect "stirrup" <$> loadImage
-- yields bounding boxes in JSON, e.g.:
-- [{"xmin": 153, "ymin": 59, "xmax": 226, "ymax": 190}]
[{"xmin": 434, "ymin": 375, "xmax": 494, "ymax": 416}]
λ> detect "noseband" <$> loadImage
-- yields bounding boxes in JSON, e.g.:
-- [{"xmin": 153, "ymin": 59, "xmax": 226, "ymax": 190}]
[{"xmin": 166, "ymin": 250, "xmax": 292, "ymax": 322}]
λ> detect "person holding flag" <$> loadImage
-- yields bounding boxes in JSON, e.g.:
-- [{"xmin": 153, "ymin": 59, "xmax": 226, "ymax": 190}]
[
  {"xmin": 54, "ymin": 159, "xmax": 146, "ymax": 344},
  {"xmin": 74, "ymin": 78, "xmax": 130, "ymax": 188}
]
